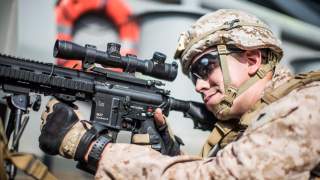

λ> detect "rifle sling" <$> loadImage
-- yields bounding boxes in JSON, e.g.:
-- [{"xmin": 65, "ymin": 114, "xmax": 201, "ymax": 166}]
[
  {"xmin": 0, "ymin": 118, "xmax": 57, "ymax": 180},
  {"xmin": 7, "ymin": 153, "xmax": 57, "ymax": 180}
]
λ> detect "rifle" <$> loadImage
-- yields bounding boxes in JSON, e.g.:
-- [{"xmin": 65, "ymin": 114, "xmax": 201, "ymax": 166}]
[{"xmin": 0, "ymin": 40, "xmax": 216, "ymax": 177}]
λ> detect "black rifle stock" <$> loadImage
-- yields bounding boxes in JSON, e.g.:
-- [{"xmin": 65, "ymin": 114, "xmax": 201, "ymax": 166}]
[{"xmin": 0, "ymin": 41, "xmax": 216, "ymax": 154}]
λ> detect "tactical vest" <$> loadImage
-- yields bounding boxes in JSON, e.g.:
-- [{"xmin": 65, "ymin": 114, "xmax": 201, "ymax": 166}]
[
  {"xmin": 0, "ymin": 118, "xmax": 57, "ymax": 180},
  {"xmin": 200, "ymin": 71, "xmax": 320, "ymax": 158}
]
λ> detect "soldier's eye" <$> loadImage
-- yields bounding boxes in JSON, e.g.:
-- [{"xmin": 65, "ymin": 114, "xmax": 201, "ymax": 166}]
[{"xmin": 189, "ymin": 52, "xmax": 219, "ymax": 84}]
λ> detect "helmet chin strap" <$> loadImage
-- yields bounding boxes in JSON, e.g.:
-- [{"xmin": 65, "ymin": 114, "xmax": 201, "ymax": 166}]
[{"xmin": 212, "ymin": 44, "xmax": 278, "ymax": 120}]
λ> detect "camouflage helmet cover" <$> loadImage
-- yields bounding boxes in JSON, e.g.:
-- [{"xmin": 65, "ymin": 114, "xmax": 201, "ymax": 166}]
[{"xmin": 175, "ymin": 9, "xmax": 283, "ymax": 74}]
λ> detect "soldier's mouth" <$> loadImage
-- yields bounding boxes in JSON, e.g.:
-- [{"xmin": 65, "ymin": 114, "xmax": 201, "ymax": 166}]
[{"xmin": 204, "ymin": 91, "xmax": 218, "ymax": 103}]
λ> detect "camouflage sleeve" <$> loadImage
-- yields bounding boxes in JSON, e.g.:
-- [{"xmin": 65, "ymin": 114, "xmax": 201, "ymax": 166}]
[{"xmin": 95, "ymin": 82, "xmax": 320, "ymax": 180}]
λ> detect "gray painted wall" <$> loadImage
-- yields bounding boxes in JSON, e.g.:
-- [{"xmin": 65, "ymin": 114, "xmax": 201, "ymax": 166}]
[{"xmin": 0, "ymin": 0, "xmax": 17, "ymax": 54}]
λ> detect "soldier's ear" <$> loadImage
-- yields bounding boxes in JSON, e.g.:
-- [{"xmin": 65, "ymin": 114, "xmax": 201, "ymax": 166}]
[{"xmin": 244, "ymin": 50, "xmax": 262, "ymax": 76}]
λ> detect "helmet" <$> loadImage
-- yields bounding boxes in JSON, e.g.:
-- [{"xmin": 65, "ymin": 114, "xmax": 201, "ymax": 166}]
[
  {"xmin": 174, "ymin": 9, "xmax": 283, "ymax": 75},
  {"xmin": 174, "ymin": 9, "xmax": 284, "ymax": 120}
]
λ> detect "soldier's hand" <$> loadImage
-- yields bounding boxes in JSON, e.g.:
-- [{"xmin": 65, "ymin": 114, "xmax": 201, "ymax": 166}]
[
  {"xmin": 154, "ymin": 108, "xmax": 184, "ymax": 156},
  {"xmin": 39, "ymin": 98, "xmax": 91, "ymax": 159},
  {"xmin": 132, "ymin": 108, "xmax": 184, "ymax": 156}
]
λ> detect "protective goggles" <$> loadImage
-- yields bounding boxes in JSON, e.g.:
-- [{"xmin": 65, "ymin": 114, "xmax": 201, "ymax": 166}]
[
  {"xmin": 188, "ymin": 48, "xmax": 244, "ymax": 85},
  {"xmin": 188, "ymin": 51, "xmax": 219, "ymax": 85}
]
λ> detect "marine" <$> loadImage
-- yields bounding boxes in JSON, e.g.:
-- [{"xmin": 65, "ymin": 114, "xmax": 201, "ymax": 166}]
[{"xmin": 38, "ymin": 9, "xmax": 320, "ymax": 179}]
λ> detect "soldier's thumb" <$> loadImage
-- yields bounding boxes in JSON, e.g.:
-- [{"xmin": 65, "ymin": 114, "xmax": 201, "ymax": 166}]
[{"xmin": 154, "ymin": 108, "xmax": 166, "ymax": 127}]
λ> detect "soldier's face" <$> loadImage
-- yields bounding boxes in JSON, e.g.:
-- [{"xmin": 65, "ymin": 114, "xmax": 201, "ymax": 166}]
[{"xmin": 191, "ymin": 48, "xmax": 257, "ymax": 115}]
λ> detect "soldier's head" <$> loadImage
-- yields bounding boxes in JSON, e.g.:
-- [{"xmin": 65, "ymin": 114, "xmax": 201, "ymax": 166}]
[{"xmin": 174, "ymin": 9, "xmax": 283, "ymax": 120}]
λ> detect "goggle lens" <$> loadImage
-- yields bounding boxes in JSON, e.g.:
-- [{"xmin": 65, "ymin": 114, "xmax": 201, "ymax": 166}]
[{"xmin": 189, "ymin": 52, "xmax": 219, "ymax": 85}]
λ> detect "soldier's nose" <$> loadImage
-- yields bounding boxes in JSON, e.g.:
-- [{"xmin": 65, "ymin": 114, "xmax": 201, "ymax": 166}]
[{"xmin": 195, "ymin": 79, "xmax": 210, "ymax": 93}]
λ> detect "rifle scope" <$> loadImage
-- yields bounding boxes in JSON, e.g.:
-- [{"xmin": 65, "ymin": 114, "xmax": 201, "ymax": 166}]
[{"xmin": 54, "ymin": 40, "xmax": 178, "ymax": 81}]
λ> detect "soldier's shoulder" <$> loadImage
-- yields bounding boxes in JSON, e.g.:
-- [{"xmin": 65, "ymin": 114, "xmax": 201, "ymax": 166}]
[{"xmin": 250, "ymin": 75, "xmax": 320, "ymax": 130}]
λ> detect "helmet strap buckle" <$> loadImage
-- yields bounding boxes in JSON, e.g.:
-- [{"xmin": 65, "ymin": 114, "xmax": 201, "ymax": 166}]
[
  {"xmin": 256, "ymin": 68, "xmax": 266, "ymax": 79},
  {"xmin": 217, "ymin": 44, "xmax": 229, "ymax": 55},
  {"xmin": 222, "ymin": 86, "xmax": 238, "ymax": 107}
]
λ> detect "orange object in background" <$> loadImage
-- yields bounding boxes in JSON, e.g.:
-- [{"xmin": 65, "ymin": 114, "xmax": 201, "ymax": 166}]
[{"xmin": 55, "ymin": 0, "xmax": 140, "ymax": 70}]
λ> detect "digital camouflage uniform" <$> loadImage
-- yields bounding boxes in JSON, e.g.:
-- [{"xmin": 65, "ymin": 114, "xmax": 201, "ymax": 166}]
[
  {"xmin": 94, "ymin": 65, "xmax": 320, "ymax": 180},
  {"xmin": 93, "ymin": 9, "xmax": 320, "ymax": 179}
]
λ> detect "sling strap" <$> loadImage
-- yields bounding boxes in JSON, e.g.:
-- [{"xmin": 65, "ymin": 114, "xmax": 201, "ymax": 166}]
[
  {"xmin": 200, "ymin": 120, "xmax": 245, "ymax": 157},
  {"xmin": 0, "ymin": 118, "xmax": 57, "ymax": 180}
]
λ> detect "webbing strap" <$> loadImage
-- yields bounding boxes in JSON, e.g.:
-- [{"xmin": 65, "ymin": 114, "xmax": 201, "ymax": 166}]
[
  {"xmin": 0, "ymin": 119, "xmax": 8, "ymax": 180},
  {"xmin": 214, "ymin": 44, "xmax": 239, "ymax": 119},
  {"xmin": 201, "ymin": 121, "xmax": 237, "ymax": 157},
  {"xmin": 238, "ymin": 63, "xmax": 274, "ymax": 95},
  {"xmin": 8, "ymin": 153, "xmax": 57, "ymax": 180},
  {"xmin": 241, "ymin": 71, "xmax": 320, "ymax": 127},
  {"xmin": 263, "ymin": 71, "xmax": 320, "ymax": 104},
  {"xmin": 239, "ymin": 101, "xmax": 266, "ymax": 127},
  {"xmin": 0, "ymin": 142, "xmax": 7, "ymax": 180},
  {"xmin": 214, "ymin": 49, "xmax": 275, "ymax": 121},
  {"xmin": 215, "ymin": 44, "xmax": 275, "ymax": 120},
  {"xmin": 0, "ymin": 118, "xmax": 57, "ymax": 180},
  {"xmin": 217, "ymin": 45, "xmax": 232, "ymax": 86}
]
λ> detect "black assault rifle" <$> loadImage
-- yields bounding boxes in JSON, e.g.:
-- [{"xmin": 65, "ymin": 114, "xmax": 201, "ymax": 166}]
[{"xmin": 0, "ymin": 40, "xmax": 215, "ymax": 169}]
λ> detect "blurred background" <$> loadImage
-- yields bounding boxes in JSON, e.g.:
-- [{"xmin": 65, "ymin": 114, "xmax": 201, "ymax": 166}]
[{"xmin": 0, "ymin": 0, "xmax": 319, "ymax": 179}]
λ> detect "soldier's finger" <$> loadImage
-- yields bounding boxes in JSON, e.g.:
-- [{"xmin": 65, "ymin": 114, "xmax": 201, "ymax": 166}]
[
  {"xmin": 46, "ymin": 98, "xmax": 59, "ymax": 109},
  {"xmin": 154, "ymin": 108, "xmax": 165, "ymax": 127},
  {"xmin": 41, "ymin": 111, "xmax": 48, "ymax": 121},
  {"xmin": 40, "ymin": 111, "xmax": 48, "ymax": 130},
  {"xmin": 41, "ymin": 99, "xmax": 58, "ymax": 129}
]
